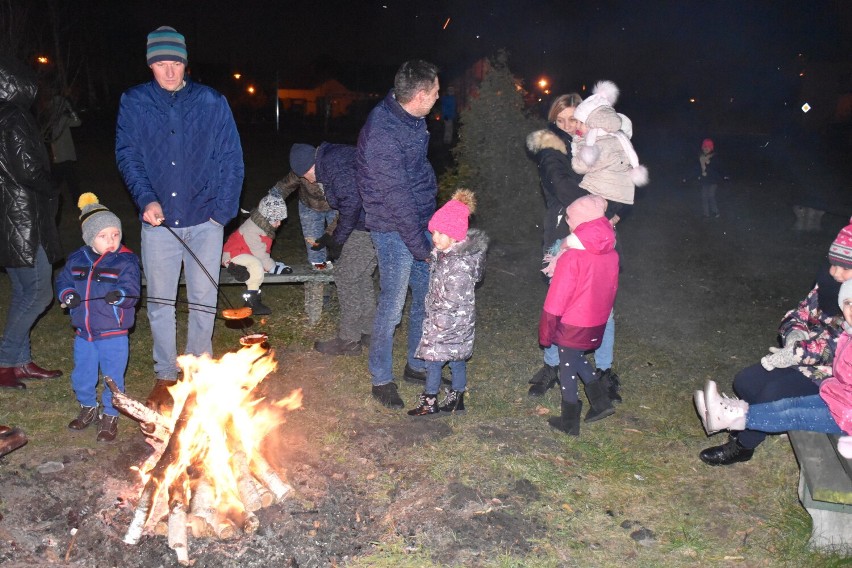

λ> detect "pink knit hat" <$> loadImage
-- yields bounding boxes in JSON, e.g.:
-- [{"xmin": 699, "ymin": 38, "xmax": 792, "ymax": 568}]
[
  {"xmin": 702, "ymin": 138, "xmax": 714, "ymax": 152},
  {"xmin": 829, "ymin": 219, "xmax": 852, "ymax": 269},
  {"xmin": 428, "ymin": 189, "xmax": 476, "ymax": 242},
  {"xmin": 566, "ymin": 195, "xmax": 607, "ymax": 232}
]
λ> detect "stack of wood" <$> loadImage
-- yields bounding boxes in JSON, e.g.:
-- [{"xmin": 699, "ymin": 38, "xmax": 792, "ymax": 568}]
[{"xmin": 106, "ymin": 377, "xmax": 292, "ymax": 566}]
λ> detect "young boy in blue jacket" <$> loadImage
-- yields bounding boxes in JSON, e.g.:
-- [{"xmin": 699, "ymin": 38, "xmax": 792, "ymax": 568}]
[{"xmin": 56, "ymin": 194, "xmax": 141, "ymax": 442}]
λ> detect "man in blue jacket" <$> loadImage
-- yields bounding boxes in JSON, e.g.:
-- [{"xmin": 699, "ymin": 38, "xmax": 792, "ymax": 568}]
[
  {"xmin": 115, "ymin": 26, "xmax": 244, "ymax": 412},
  {"xmin": 297, "ymin": 143, "xmax": 377, "ymax": 357},
  {"xmin": 356, "ymin": 60, "xmax": 440, "ymax": 408}
]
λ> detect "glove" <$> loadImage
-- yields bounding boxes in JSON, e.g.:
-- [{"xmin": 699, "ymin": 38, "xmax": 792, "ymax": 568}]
[
  {"xmin": 311, "ymin": 233, "xmax": 334, "ymax": 251},
  {"xmin": 269, "ymin": 261, "xmax": 293, "ymax": 275},
  {"xmin": 326, "ymin": 239, "xmax": 344, "ymax": 261},
  {"xmin": 838, "ymin": 436, "xmax": 852, "ymax": 459},
  {"xmin": 226, "ymin": 263, "xmax": 250, "ymax": 282},
  {"xmin": 760, "ymin": 345, "xmax": 798, "ymax": 371},
  {"xmin": 62, "ymin": 292, "xmax": 81, "ymax": 309},
  {"xmin": 105, "ymin": 290, "xmax": 122, "ymax": 305},
  {"xmin": 783, "ymin": 329, "xmax": 809, "ymax": 347}
]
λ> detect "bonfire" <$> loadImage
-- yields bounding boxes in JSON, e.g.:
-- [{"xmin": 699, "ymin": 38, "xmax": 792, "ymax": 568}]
[{"xmin": 106, "ymin": 343, "xmax": 301, "ymax": 565}]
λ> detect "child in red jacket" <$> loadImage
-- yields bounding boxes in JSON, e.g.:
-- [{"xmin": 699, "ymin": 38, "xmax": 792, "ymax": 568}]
[
  {"xmin": 539, "ymin": 195, "xmax": 619, "ymax": 435},
  {"xmin": 221, "ymin": 189, "xmax": 292, "ymax": 316}
]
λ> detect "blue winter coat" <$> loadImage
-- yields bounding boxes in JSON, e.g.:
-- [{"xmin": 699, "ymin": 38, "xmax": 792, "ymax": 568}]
[
  {"xmin": 356, "ymin": 90, "xmax": 437, "ymax": 261},
  {"xmin": 115, "ymin": 78, "xmax": 244, "ymax": 228},
  {"xmin": 56, "ymin": 245, "xmax": 141, "ymax": 341},
  {"xmin": 315, "ymin": 142, "xmax": 365, "ymax": 245}
]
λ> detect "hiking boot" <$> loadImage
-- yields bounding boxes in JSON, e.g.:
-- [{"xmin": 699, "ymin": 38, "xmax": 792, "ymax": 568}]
[
  {"xmin": 314, "ymin": 336, "xmax": 361, "ymax": 356},
  {"xmin": 145, "ymin": 379, "xmax": 177, "ymax": 415},
  {"xmin": 598, "ymin": 368, "xmax": 622, "ymax": 404},
  {"xmin": 68, "ymin": 405, "xmax": 99, "ymax": 430},
  {"xmin": 407, "ymin": 392, "xmax": 440, "ymax": 416},
  {"xmin": 438, "ymin": 388, "xmax": 466, "ymax": 413},
  {"xmin": 227, "ymin": 263, "xmax": 250, "ymax": 282},
  {"xmin": 584, "ymin": 378, "xmax": 615, "ymax": 423},
  {"xmin": 97, "ymin": 415, "xmax": 118, "ymax": 442},
  {"xmin": 527, "ymin": 364, "xmax": 559, "ymax": 397},
  {"xmin": 372, "ymin": 382, "xmax": 404, "ymax": 409},
  {"xmin": 548, "ymin": 400, "xmax": 582, "ymax": 436},
  {"xmin": 699, "ymin": 435, "xmax": 754, "ymax": 466},
  {"xmin": 242, "ymin": 290, "xmax": 271, "ymax": 316},
  {"xmin": 403, "ymin": 363, "xmax": 450, "ymax": 385}
]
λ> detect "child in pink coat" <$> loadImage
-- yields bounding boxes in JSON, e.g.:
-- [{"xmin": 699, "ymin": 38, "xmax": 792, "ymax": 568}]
[
  {"xmin": 539, "ymin": 195, "xmax": 619, "ymax": 435},
  {"xmin": 695, "ymin": 278, "xmax": 852, "ymax": 458}
]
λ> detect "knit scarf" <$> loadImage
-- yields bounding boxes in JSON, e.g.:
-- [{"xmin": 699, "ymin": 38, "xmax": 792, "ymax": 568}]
[{"xmin": 249, "ymin": 209, "xmax": 276, "ymax": 238}]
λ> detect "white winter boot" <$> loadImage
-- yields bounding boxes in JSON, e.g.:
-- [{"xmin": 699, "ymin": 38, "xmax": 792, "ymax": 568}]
[
  {"xmin": 702, "ymin": 380, "xmax": 748, "ymax": 434},
  {"xmin": 694, "ymin": 389, "xmax": 707, "ymax": 424}
]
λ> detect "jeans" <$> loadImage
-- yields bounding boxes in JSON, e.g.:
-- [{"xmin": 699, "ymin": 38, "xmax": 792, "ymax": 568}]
[
  {"xmin": 0, "ymin": 246, "xmax": 54, "ymax": 366},
  {"xmin": 334, "ymin": 230, "xmax": 377, "ymax": 343},
  {"xmin": 701, "ymin": 183, "xmax": 719, "ymax": 217},
  {"xmin": 732, "ymin": 363, "xmax": 820, "ymax": 449},
  {"xmin": 543, "ymin": 312, "xmax": 614, "ymax": 369},
  {"xmin": 299, "ymin": 202, "xmax": 338, "ymax": 265},
  {"xmin": 557, "ymin": 346, "xmax": 598, "ymax": 403},
  {"xmin": 747, "ymin": 394, "xmax": 842, "ymax": 435},
  {"xmin": 141, "ymin": 221, "xmax": 223, "ymax": 379},
  {"xmin": 71, "ymin": 335, "xmax": 128, "ymax": 416},
  {"xmin": 369, "ymin": 231, "xmax": 429, "ymax": 386},
  {"xmin": 426, "ymin": 360, "xmax": 466, "ymax": 394}
]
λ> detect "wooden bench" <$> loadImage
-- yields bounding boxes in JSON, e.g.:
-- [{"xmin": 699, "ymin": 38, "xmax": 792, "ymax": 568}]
[
  {"xmin": 141, "ymin": 264, "xmax": 334, "ymax": 325},
  {"xmin": 788, "ymin": 430, "xmax": 852, "ymax": 554}
]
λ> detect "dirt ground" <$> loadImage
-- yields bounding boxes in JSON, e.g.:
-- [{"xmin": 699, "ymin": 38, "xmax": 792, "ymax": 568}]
[{"xmin": 1, "ymin": 120, "xmax": 850, "ymax": 567}]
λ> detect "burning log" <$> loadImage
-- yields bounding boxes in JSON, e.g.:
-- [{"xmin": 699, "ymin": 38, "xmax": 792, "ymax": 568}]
[
  {"xmin": 251, "ymin": 452, "xmax": 292, "ymax": 503},
  {"xmin": 104, "ymin": 376, "xmax": 172, "ymax": 441},
  {"xmin": 116, "ymin": 345, "xmax": 301, "ymax": 566}
]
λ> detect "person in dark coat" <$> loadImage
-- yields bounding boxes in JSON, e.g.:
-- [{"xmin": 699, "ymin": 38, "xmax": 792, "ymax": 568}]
[
  {"xmin": 304, "ymin": 142, "xmax": 377, "ymax": 357},
  {"xmin": 356, "ymin": 60, "xmax": 440, "ymax": 409},
  {"xmin": 0, "ymin": 55, "xmax": 63, "ymax": 389},
  {"xmin": 115, "ymin": 26, "xmax": 244, "ymax": 413}
]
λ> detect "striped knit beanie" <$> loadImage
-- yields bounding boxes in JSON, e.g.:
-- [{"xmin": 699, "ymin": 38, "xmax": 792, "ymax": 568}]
[
  {"xmin": 78, "ymin": 193, "xmax": 121, "ymax": 248},
  {"xmin": 147, "ymin": 26, "xmax": 187, "ymax": 65},
  {"xmin": 829, "ymin": 220, "xmax": 852, "ymax": 269}
]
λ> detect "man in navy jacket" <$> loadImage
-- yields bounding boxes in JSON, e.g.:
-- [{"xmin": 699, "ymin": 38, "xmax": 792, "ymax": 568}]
[
  {"xmin": 356, "ymin": 60, "xmax": 440, "ymax": 408},
  {"xmin": 115, "ymin": 26, "xmax": 244, "ymax": 412}
]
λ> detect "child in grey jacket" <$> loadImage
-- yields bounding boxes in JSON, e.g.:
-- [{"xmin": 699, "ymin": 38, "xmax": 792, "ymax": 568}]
[{"xmin": 408, "ymin": 190, "xmax": 489, "ymax": 416}]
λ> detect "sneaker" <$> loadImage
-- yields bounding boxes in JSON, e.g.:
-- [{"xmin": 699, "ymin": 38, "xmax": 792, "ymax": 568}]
[
  {"xmin": 314, "ymin": 336, "xmax": 361, "ymax": 356},
  {"xmin": 372, "ymin": 382, "xmax": 404, "ymax": 409},
  {"xmin": 311, "ymin": 261, "xmax": 333, "ymax": 271},
  {"xmin": 402, "ymin": 363, "xmax": 451, "ymax": 385}
]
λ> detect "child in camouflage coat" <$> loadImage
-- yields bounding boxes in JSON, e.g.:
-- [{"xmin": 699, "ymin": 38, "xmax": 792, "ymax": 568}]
[{"xmin": 408, "ymin": 190, "xmax": 488, "ymax": 416}]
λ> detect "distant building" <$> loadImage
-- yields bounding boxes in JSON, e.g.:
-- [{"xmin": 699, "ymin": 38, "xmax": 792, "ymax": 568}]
[{"xmin": 277, "ymin": 79, "xmax": 367, "ymax": 118}]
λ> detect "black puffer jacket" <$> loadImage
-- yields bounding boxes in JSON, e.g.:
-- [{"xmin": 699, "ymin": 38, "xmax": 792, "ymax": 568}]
[{"xmin": 0, "ymin": 56, "xmax": 61, "ymax": 267}]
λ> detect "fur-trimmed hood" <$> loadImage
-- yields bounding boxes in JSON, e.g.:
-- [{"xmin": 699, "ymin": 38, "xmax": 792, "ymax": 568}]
[{"xmin": 526, "ymin": 127, "xmax": 569, "ymax": 156}]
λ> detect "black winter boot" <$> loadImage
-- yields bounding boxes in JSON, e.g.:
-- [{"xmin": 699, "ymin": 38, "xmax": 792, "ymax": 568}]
[
  {"xmin": 438, "ymin": 389, "xmax": 465, "ymax": 413},
  {"xmin": 242, "ymin": 290, "xmax": 271, "ymax": 316},
  {"xmin": 527, "ymin": 364, "xmax": 559, "ymax": 397},
  {"xmin": 407, "ymin": 392, "xmax": 440, "ymax": 416},
  {"xmin": 584, "ymin": 378, "xmax": 615, "ymax": 423},
  {"xmin": 698, "ymin": 435, "xmax": 754, "ymax": 466},
  {"xmin": 548, "ymin": 400, "xmax": 582, "ymax": 436},
  {"xmin": 598, "ymin": 368, "xmax": 622, "ymax": 404}
]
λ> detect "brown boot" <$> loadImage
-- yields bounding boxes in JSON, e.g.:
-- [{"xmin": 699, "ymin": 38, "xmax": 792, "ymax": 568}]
[
  {"xmin": 145, "ymin": 379, "xmax": 177, "ymax": 415},
  {"xmin": 0, "ymin": 425, "xmax": 27, "ymax": 457},
  {"xmin": 0, "ymin": 367, "xmax": 26, "ymax": 389},
  {"xmin": 97, "ymin": 415, "xmax": 118, "ymax": 442},
  {"xmin": 68, "ymin": 405, "xmax": 99, "ymax": 430}
]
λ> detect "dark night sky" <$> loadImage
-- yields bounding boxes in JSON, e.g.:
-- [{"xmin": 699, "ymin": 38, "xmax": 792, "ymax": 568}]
[{"xmin": 93, "ymin": 0, "xmax": 852, "ymax": 119}]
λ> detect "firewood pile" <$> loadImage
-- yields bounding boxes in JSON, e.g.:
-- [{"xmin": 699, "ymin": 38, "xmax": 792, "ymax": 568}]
[{"xmin": 106, "ymin": 344, "xmax": 302, "ymax": 565}]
